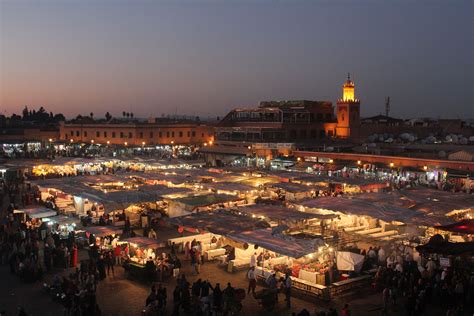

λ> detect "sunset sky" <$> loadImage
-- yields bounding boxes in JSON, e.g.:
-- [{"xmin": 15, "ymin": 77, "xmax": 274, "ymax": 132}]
[{"xmin": 1, "ymin": 0, "xmax": 472, "ymax": 119}]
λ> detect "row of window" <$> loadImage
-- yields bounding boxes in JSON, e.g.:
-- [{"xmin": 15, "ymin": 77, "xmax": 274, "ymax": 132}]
[
  {"xmin": 289, "ymin": 129, "xmax": 334, "ymax": 138},
  {"xmin": 67, "ymin": 130, "xmax": 212, "ymax": 139}
]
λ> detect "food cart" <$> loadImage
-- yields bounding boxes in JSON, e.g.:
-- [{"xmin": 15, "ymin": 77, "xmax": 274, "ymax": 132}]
[
  {"xmin": 120, "ymin": 237, "xmax": 168, "ymax": 281},
  {"xmin": 47, "ymin": 215, "xmax": 80, "ymax": 239},
  {"xmin": 82, "ymin": 226, "xmax": 122, "ymax": 250}
]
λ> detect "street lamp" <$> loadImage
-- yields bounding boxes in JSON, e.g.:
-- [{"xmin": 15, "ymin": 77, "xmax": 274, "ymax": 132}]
[
  {"xmin": 357, "ymin": 160, "xmax": 362, "ymax": 165},
  {"xmin": 91, "ymin": 139, "xmax": 95, "ymax": 144},
  {"xmin": 142, "ymin": 141, "xmax": 146, "ymax": 146},
  {"xmin": 389, "ymin": 162, "xmax": 395, "ymax": 168},
  {"xmin": 124, "ymin": 142, "xmax": 128, "ymax": 146},
  {"xmin": 106, "ymin": 140, "xmax": 110, "ymax": 145},
  {"xmin": 423, "ymin": 165, "xmax": 428, "ymax": 171}
]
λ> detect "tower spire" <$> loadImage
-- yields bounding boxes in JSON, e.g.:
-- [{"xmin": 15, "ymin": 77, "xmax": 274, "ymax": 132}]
[{"xmin": 347, "ymin": 72, "xmax": 351, "ymax": 81}]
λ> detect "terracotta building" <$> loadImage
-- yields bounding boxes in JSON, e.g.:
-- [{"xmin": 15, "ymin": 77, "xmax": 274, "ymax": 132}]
[{"xmin": 59, "ymin": 118, "xmax": 215, "ymax": 146}]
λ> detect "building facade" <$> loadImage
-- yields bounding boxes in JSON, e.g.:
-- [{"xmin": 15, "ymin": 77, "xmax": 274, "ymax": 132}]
[
  {"xmin": 59, "ymin": 119, "xmax": 215, "ymax": 146},
  {"xmin": 201, "ymin": 76, "xmax": 362, "ymax": 165}
]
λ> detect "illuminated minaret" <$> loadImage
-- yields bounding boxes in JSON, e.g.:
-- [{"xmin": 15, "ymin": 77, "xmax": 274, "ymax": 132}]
[{"xmin": 336, "ymin": 73, "xmax": 360, "ymax": 138}]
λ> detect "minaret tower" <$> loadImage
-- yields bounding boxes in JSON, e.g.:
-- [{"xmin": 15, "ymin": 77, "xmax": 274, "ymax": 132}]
[{"xmin": 336, "ymin": 73, "xmax": 360, "ymax": 138}]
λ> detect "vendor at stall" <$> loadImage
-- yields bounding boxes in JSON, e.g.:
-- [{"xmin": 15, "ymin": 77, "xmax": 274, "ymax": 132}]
[{"xmin": 120, "ymin": 237, "xmax": 175, "ymax": 282}]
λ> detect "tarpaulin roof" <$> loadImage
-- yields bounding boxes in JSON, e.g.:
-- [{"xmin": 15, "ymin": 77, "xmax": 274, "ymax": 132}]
[
  {"xmin": 171, "ymin": 193, "xmax": 243, "ymax": 207},
  {"xmin": 296, "ymin": 196, "xmax": 450, "ymax": 226},
  {"xmin": 416, "ymin": 240, "xmax": 474, "ymax": 256},
  {"xmin": 271, "ymin": 182, "xmax": 325, "ymax": 193},
  {"xmin": 263, "ymin": 170, "xmax": 388, "ymax": 187},
  {"xmin": 34, "ymin": 177, "xmax": 189, "ymax": 211},
  {"xmin": 120, "ymin": 236, "xmax": 166, "ymax": 249},
  {"xmin": 434, "ymin": 219, "xmax": 474, "ymax": 234},
  {"xmin": 297, "ymin": 175, "xmax": 389, "ymax": 188},
  {"xmin": 48, "ymin": 215, "xmax": 80, "ymax": 226},
  {"xmin": 397, "ymin": 188, "xmax": 473, "ymax": 216},
  {"xmin": 19, "ymin": 207, "xmax": 57, "ymax": 219},
  {"xmin": 234, "ymin": 204, "xmax": 337, "ymax": 222},
  {"xmin": 347, "ymin": 191, "xmax": 416, "ymax": 209},
  {"xmin": 83, "ymin": 226, "xmax": 122, "ymax": 237},
  {"xmin": 167, "ymin": 210, "xmax": 267, "ymax": 235},
  {"xmin": 345, "ymin": 189, "xmax": 473, "ymax": 219},
  {"xmin": 202, "ymin": 182, "xmax": 254, "ymax": 193},
  {"xmin": 227, "ymin": 228, "xmax": 324, "ymax": 259}
]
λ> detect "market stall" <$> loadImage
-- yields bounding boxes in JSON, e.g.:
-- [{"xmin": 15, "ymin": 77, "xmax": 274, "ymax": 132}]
[
  {"xmin": 120, "ymin": 236, "xmax": 171, "ymax": 281},
  {"xmin": 293, "ymin": 195, "xmax": 452, "ymax": 250},
  {"xmin": 268, "ymin": 182, "xmax": 320, "ymax": 201},
  {"xmin": 47, "ymin": 215, "xmax": 80, "ymax": 239},
  {"xmin": 165, "ymin": 192, "xmax": 246, "ymax": 217},
  {"xmin": 226, "ymin": 228, "xmax": 332, "ymax": 299},
  {"xmin": 13, "ymin": 206, "xmax": 58, "ymax": 233},
  {"xmin": 167, "ymin": 210, "xmax": 267, "ymax": 263},
  {"xmin": 201, "ymin": 181, "xmax": 255, "ymax": 198},
  {"xmin": 81, "ymin": 225, "xmax": 122, "ymax": 251},
  {"xmin": 231, "ymin": 204, "xmax": 337, "ymax": 230}
]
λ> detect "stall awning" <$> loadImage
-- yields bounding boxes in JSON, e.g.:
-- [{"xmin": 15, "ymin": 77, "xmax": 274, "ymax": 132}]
[
  {"xmin": 202, "ymin": 182, "xmax": 254, "ymax": 193},
  {"xmin": 398, "ymin": 188, "xmax": 473, "ymax": 216},
  {"xmin": 172, "ymin": 193, "xmax": 244, "ymax": 208},
  {"xmin": 19, "ymin": 207, "xmax": 57, "ymax": 219},
  {"xmin": 167, "ymin": 210, "xmax": 267, "ymax": 235},
  {"xmin": 296, "ymin": 196, "xmax": 450, "ymax": 226},
  {"xmin": 120, "ymin": 237, "xmax": 165, "ymax": 249},
  {"xmin": 235, "ymin": 204, "xmax": 337, "ymax": 222},
  {"xmin": 416, "ymin": 240, "xmax": 474, "ymax": 256},
  {"xmin": 271, "ymin": 182, "xmax": 325, "ymax": 193},
  {"xmin": 434, "ymin": 219, "xmax": 474, "ymax": 235},
  {"xmin": 49, "ymin": 215, "xmax": 79, "ymax": 226},
  {"xmin": 83, "ymin": 226, "xmax": 122, "ymax": 237},
  {"xmin": 227, "ymin": 228, "xmax": 324, "ymax": 259}
]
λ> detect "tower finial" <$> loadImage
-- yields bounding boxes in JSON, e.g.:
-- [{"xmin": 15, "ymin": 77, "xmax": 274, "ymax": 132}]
[{"xmin": 347, "ymin": 72, "xmax": 350, "ymax": 80}]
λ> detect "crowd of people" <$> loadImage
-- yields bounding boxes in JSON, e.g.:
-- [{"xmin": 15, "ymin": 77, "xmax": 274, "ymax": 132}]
[
  {"xmin": 143, "ymin": 274, "xmax": 246, "ymax": 316},
  {"xmin": 369, "ymin": 243, "xmax": 474, "ymax": 316},
  {"xmin": 1, "ymin": 164, "xmax": 473, "ymax": 316},
  {"xmin": 0, "ymin": 187, "xmax": 104, "ymax": 315}
]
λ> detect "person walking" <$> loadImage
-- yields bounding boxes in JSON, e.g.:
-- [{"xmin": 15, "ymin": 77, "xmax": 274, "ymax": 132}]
[
  {"xmin": 210, "ymin": 282, "xmax": 223, "ymax": 313},
  {"xmin": 341, "ymin": 303, "xmax": 351, "ymax": 316},
  {"xmin": 382, "ymin": 287, "xmax": 390, "ymax": 316},
  {"xmin": 247, "ymin": 266, "xmax": 257, "ymax": 295},
  {"xmin": 172, "ymin": 285, "xmax": 181, "ymax": 316},
  {"xmin": 114, "ymin": 244, "xmax": 122, "ymax": 265},
  {"xmin": 106, "ymin": 251, "xmax": 114, "ymax": 276},
  {"xmin": 284, "ymin": 272, "xmax": 292, "ymax": 308}
]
